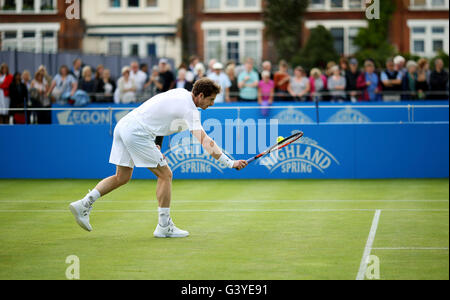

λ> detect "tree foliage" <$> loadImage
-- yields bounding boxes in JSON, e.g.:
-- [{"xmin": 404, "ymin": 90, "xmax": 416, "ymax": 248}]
[
  {"xmin": 293, "ymin": 25, "xmax": 339, "ymax": 70},
  {"xmin": 353, "ymin": 0, "xmax": 396, "ymax": 67},
  {"xmin": 263, "ymin": 0, "xmax": 309, "ymax": 63}
]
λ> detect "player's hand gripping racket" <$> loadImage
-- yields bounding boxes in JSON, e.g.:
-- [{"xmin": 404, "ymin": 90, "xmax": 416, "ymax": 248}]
[{"xmin": 246, "ymin": 131, "xmax": 304, "ymax": 164}]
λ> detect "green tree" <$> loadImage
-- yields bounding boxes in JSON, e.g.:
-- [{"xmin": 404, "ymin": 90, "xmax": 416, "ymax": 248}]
[
  {"xmin": 353, "ymin": 0, "xmax": 396, "ymax": 67},
  {"xmin": 263, "ymin": 0, "xmax": 309, "ymax": 64},
  {"xmin": 293, "ymin": 25, "xmax": 339, "ymax": 70}
]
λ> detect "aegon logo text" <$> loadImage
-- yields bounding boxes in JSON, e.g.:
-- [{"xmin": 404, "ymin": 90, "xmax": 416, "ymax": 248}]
[{"xmin": 260, "ymin": 135, "xmax": 340, "ymax": 174}]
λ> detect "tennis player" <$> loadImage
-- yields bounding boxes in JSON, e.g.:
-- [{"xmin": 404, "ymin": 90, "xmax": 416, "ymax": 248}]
[{"xmin": 70, "ymin": 78, "xmax": 248, "ymax": 237}]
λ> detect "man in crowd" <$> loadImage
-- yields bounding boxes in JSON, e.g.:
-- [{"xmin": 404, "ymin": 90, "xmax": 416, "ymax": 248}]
[
  {"xmin": 207, "ymin": 62, "xmax": 231, "ymax": 103},
  {"xmin": 238, "ymin": 58, "xmax": 259, "ymax": 102},
  {"xmin": 381, "ymin": 58, "xmax": 403, "ymax": 102}
]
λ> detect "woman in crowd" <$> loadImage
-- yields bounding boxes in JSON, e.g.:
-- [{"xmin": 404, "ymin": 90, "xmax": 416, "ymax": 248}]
[
  {"xmin": 402, "ymin": 60, "xmax": 419, "ymax": 100},
  {"xmin": 357, "ymin": 60, "xmax": 380, "ymax": 102},
  {"xmin": 309, "ymin": 68, "xmax": 327, "ymax": 102},
  {"xmin": 30, "ymin": 70, "xmax": 50, "ymax": 124},
  {"xmin": 194, "ymin": 63, "xmax": 206, "ymax": 81},
  {"xmin": 48, "ymin": 65, "xmax": 78, "ymax": 103},
  {"xmin": 327, "ymin": 65, "xmax": 347, "ymax": 102},
  {"xmin": 117, "ymin": 66, "xmax": 137, "ymax": 104},
  {"xmin": 339, "ymin": 57, "xmax": 349, "ymax": 77},
  {"xmin": 21, "ymin": 70, "xmax": 32, "ymax": 91},
  {"xmin": 288, "ymin": 66, "xmax": 310, "ymax": 102},
  {"xmin": 0, "ymin": 63, "xmax": 13, "ymax": 124},
  {"xmin": 258, "ymin": 70, "xmax": 275, "ymax": 117},
  {"xmin": 226, "ymin": 64, "xmax": 239, "ymax": 102},
  {"xmin": 94, "ymin": 65, "xmax": 104, "ymax": 83},
  {"xmin": 95, "ymin": 68, "xmax": 116, "ymax": 102},
  {"xmin": 78, "ymin": 66, "xmax": 96, "ymax": 102},
  {"xmin": 416, "ymin": 58, "xmax": 430, "ymax": 100},
  {"xmin": 9, "ymin": 72, "xmax": 28, "ymax": 124},
  {"xmin": 274, "ymin": 60, "xmax": 291, "ymax": 102}
]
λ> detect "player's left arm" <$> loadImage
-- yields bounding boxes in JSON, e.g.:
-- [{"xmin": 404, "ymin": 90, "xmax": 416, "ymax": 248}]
[{"xmin": 191, "ymin": 129, "xmax": 248, "ymax": 171}]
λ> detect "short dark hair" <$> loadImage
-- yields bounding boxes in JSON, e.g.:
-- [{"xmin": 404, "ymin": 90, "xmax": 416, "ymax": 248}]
[{"xmin": 192, "ymin": 78, "xmax": 221, "ymax": 98}]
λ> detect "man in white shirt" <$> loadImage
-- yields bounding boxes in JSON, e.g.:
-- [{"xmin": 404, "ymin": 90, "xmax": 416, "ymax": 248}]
[
  {"xmin": 129, "ymin": 61, "xmax": 148, "ymax": 96},
  {"xmin": 70, "ymin": 78, "xmax": 248, "ymax": 238},
  {"xmin": 207, "ymin": 62, "xmax": 231, "ymax": 103}
]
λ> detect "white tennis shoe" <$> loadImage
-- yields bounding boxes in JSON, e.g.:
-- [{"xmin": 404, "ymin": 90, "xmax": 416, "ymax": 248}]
[
  {"xmin": 154, "ymin": 218, "xmax": 189, "ymax": 238},
  {"xmin": 69, "ymin": 200, "xmax": 93, "ymax": 232}
]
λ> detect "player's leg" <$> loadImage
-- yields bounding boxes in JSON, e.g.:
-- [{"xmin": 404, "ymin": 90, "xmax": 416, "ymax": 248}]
[
  {"xmin": 150, "ymin": 165, "xmax": 189, "ymax": 238},
  {"xmin": 94, "ymin": 166, "xmax": 133, "ymax": 198}
]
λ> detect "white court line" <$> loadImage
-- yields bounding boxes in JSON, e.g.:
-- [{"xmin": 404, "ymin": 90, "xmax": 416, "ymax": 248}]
[
  {"xmin": 0, "ymin": 199, "xmax": 448, "ymax": 203},
  {"xmin": 372, "ymin": 247, "xmax": 449, "ymax": 251},
  {"xmin": 0, "ymin": 208, "xmax": 447, "ymax": 213},
  {"xmin": 356, "ymin": 210, "xmax": 382, "ymax": 281}
]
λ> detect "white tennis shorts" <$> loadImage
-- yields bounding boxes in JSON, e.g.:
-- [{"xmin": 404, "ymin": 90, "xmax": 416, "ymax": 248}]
[{"xmin": 109, "ymin": 115, "xmax": 167, "ymax": 169}]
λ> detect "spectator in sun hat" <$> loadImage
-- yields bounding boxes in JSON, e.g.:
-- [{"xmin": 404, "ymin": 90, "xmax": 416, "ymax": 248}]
[
  {"xmin": 117, "ymin": 66, "xmax": 137, "ymax": 104},
  {"xmin": 207, "ymin": 62, "xmax": 231, "ymax": 103}
]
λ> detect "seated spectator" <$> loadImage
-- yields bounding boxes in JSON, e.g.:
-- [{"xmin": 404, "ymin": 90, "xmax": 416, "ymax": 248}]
[
  {"xmin": 48, "ymin": 65, "xmax": 78, "ymax": 104},
  {"xmin": 157, "ymin": 58, "xmax": 175, "ymax": 93},
  {"xmin": 309, "ymin": 68, "xmax": 327, "ymax": 102},
  {"xmin": 238, "ymin": 58, "xmax": 259, "ymax": 102},
  {"xmin": 78, "ymin": 66, "xmax": 96, "ymax": 101},
  {"xmin": 96, "ymin": 69, "xmax": 116, "ymax": 102},
  {"xmin": 274, "ymin": 60, "xmax": 291, "ymax": 101},
  {"xmin": 429, "ymin": 58, "xmax": 449, "ymax": 100},
  {"xmin": 416, "ymin": 58, "xmax": 430, "ymax": 100},
  {"xmin": 288, "ymin": 66, "xmax": 310, "ymax": 102},
  {"xmin": 345, "ymin": 58, "xmax": 361, "ymax": 103},
  {"xmin": 0, "ymin": 63, "xmax": 13, "ymax": 124},
  {"xmin": 381, "ymin": 58, "xmax": 402, "ymax": 102},
  {"xmin": 176, "ymin": 68, "xmax": 194, "ymax": 92},
  {"xmin": 357, "ymin": 60, "xmax": 380, "ymax": 102},
  {"xmin": 402, "ymin": 60, "xmax": 419, "ymax": 100},
  {"xmin": 207, "ymin": 63, "xmax": 231, "ymax": 103},
  {"xmin": 9, "ymin": 72, "xmax": 28, "ymax": 124},
  {"xmin": 226, "ymin": 64, "xmax": 239, "ymax": 102},
  {"xmin": 327, "ymin": 66, "xmax": 347, "ymax": 102},
  {"xmin": 117, "ymin": 66, "xmax": 137, "ymax": 104},
  {"xmin": 258, "ymin": 70, "xmax": 275, "ymax": 117},
  {"xmin": 30, "ymin": 70, "xmax": 50, "ymax": 124}
]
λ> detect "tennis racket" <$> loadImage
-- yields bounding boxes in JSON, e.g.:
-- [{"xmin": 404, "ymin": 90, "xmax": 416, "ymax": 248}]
[{"xmin": 246, "ymin": 131, "xmax": 304, "ymax": 164}]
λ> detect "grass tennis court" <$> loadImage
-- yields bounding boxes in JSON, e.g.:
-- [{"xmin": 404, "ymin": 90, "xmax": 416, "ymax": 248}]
[{"xmin": 0, "ymin": 179, "xmax": 448, "ymax": 280}]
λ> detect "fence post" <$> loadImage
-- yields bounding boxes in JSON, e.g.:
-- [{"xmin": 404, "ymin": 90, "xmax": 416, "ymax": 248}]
[{"xmin": 315, "ymin": 98, "xmax": 320, "ymax": 125}]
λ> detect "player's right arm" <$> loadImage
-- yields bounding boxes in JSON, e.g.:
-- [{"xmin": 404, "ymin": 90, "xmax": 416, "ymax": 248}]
[{"xmin": 191, "ymin": 129, "xmax": 248, "ymax": 171}]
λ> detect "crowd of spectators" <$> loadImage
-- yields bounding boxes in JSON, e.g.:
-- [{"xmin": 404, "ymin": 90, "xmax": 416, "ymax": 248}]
[{"xmin": 0, "ymin": 54, "xmax": 448, "ymax": 124}]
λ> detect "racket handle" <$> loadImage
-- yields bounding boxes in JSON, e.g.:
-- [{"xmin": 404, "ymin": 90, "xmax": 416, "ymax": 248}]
[{"xmin": 247, "ymin": 157, "xmax": 257, "ymax": 164}]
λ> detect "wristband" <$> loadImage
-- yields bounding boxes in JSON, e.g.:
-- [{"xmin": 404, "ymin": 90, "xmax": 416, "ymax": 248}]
[{"xmin": 218, "ymin": 153, "xmax": 235, "ymax": 169}]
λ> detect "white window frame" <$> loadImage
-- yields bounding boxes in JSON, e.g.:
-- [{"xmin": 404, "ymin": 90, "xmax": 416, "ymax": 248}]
[
  {"xmin": 407, "ymin": 19, "xmax": 449, "ymax": 57},
  {"xmin": 202, "ymin": 21, "xmax": 263, "ymax": 64},
  {"xmin": 0, "ymin": 22, "xmax": 60, "ymax": 52},
  {"xmin": 409, "ymin": 0, "xmax": 449, "ymax": 10},
  {"xmin": 305, "ymin": 20, "xmax": 368, "ymax": 55},
  {"xmin": 204, "ymin": 0, "xmax": 262, "ymax": 13},
  {"xmin": 0, "ymin": 0, "xmax": 57, "ymax": 14},
  {"xmin": 107, "ymin": 36, "xmax": 167, "ymax": 58},
  {"xmin": 107, "ymin": 0, "xmax": 160, "ymax": 12},
  {"xmin": 308, "ymin": 0, "xmax": 366, "ymax": 11}
]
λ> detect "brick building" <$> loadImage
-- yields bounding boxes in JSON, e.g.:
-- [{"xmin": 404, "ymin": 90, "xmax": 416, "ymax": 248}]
[
  {"xmin": 185, "ymin": 0, "xmax": 449, "ymax": 64},
  {"xmin": 0, "ymin": 0, "xmax": 84, "ymax": 52}
]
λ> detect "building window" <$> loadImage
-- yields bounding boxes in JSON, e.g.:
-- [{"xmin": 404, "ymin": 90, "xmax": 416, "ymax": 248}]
[
  {"xmin": 128, "ymin": 0, "xmax": 139, "ymax": 8},
  {"xmin": 109, "ymin": 0, "xmax": 120, "ymax": 8},
  {"xmin": 108, "ymin": 41, "xmax": 123, "ymax": 56},
  {"xmin": 146, "ymin": 0, "xmax": 157, "ymax": 7},
  {"xmin": 204, "ymin": 0, "xmax": 261, "ymax": 12},
  {"xmin": 410, "ymin": 0, "xmax": 449, "ymax": 9},
  {"xmin": 0, "ymin": 26, "xmax": 58, "ymax": 52},
  {"xmin": 203, "ymin": 22, "xmax": 262, "ymax": 64},
  {"xmin": 0, "ymin": 0, "xmax": 56, "ymax": 13},
  {"xmin": 308, "ymin": 0, "xmax": 364, "ymax": 10},
  {"xmin": 408, "ymin": 20, "xmax": 449, "ymax": 56}
]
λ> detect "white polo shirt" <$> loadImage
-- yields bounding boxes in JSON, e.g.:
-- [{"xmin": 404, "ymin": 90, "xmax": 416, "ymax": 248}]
[{"xmin": 128, "ymin": 88, "xmax": 203, "ymax": 137}]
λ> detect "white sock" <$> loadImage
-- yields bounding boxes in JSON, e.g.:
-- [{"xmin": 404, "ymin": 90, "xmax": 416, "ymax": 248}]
[
  {"xmin": 158, "ymin": 207, "xmax": 170, "ymax": 227},
  {"xmin": 82, "ymin": 189, "xmax": 101, "ymax": 207}
]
